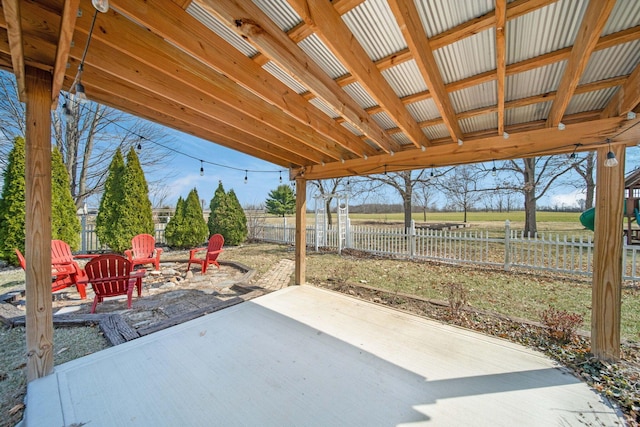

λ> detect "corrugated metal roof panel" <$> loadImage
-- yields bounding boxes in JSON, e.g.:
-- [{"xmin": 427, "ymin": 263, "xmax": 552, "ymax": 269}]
[
  {"xmin": 371, "ymin": 111, "xmax": 397, "ymax": 130},
  {"xmin": 450, "ymin": 81, "xmax": 497, "ymax": 114},
  {"xmin": 262, "ymin": 61, "xmax": 309, "ymax": 94},
  {"xmin": 507, "ymin": 0, "xmax": 588, "ymax": 63},
  {"xmin": 565, "ymin": 88, "xmax": 618, "ymax": 116},
  {"xmin": 390, "ymin": 132, "xmax": 414, "ymax": 147},
  {"xmin": 415, "ymin": 0, "xmax": 495, "ymax": 38},
  {"xmin": 580, "ymin": 40, "xmax": 640, "ymax": 84},
  {"xmin": 342, "ymin": 0, "xmax": 406, "ymax": 62},
  {"xmin": 505, "ymin": 102, "xmax": 551, "ymax": 126},
  {"xmin": 187, "ymin": 3, "xmax": 258, "ymax": 57},
  {"xmin": 341, "ymin": 121, "xmax": 364, "ymax": 137},
  {"xmin": 460, "ymin": 113, "xmax": 497, "ymax": 134},
  {"xmin": 506, "ymin": 61, "xmax": 567, "ymax": 101},
  {"xmin": 309, "ymin": 97, "xmax": 340, "ymax": 119},
  {"xmin": 381, "ymin": 60, "xmax": 428, "ymax": 98},
  {"xmin": 603, "ymin": 0, "xmax": 640, "ymax": 35},
  {"xmin": 298, "ymin": 34, "xmax": 349, "ymax": 80},
  {"xmin": 435, "ymin": 30, "xmax": 496, "ymax": 84},
  {"xmin": 406, "ymin": 98, "xmax": 441, "ymax": 122},
  {"xmin": 343, "ymin": 82, "xmax": 378, "ymax": 109},
  {"xmin": 423, "ymin": 124, "xmax": 450, "ymax": 140},
  {"xmin": 252, "ymin": 0, "xmax": 302, "ymax": 32}
]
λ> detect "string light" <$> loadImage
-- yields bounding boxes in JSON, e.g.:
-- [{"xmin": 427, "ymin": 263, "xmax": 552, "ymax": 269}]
[
  {"xmin": 279, "ymin": 171, "xmax": 282, "ymax": 183},
  {"xmin": 92, "ymin": 0, "xmax": 109, "ymax": 12},
  {"xmin": 457, "ymin": 138, "xmax": 464, "ymax": 146},
  {"xmin": 70, "ymin": 10, "xmax": 100, "ymax": 102},
  {"xmin": 492, "ymin": 160, "xmax": 497, "ymax": 176},
  {"xmin": 604, "ymin": 139, "xmax": 618, "ymax": 168},
  {"xmin": 503, "ymin": 132, "xmax": 509, "ymax": 139},
  {"xmin": 557, "ymin": 122, "xmax": 566, "ymax": 131},
  {"xmin": 200, "ymin": 160, "xmax": 204, "ymax": 176},
  {"xmin": 244, "ymin": 170, "xmax": 248, "ymax": 184}
]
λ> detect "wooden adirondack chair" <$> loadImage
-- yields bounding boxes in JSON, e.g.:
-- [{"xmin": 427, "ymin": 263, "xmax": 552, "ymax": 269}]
[
  {"xmin": 50, "ymin": 240, "xmax": 88, "ymax": 299},
  {"xmin": 15, "ymin": 242, "xmax": 88, "ymax": 299},
  {"xmin": 187, "ymin": 234, "xmax": 224, "ymax": 274},
  {"xmin": 124, "ymin": 234, "xmax": 163, "ymax": 271},
  {"xmin": 84, "ymin": 255, "xmax": 145, "ymax": 313}
]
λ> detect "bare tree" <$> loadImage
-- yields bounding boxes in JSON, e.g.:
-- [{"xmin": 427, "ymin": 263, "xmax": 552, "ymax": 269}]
[
  {"xmin": 0, "ymin": 71, "xmax": 177, "ymax": 208},
  {"xmin": 309, "ymin": 178, "xmax": 345, "ymax": 226},
  {"xmin": 437, "ymin": 166, "xmax": 482, "ymax": 222},
  {"xmin": 570, "ymin": 151, "xmax": 595, "ymax": 210},
  {"xmin": 413, "ymin": 179, "xmax": 436, "ymax": 221},
  {"xmin": 498, "ymin": 156, "xmax": 577, "ymax": 235}
]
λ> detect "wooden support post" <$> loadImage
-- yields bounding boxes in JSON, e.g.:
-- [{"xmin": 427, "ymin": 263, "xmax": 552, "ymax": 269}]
[
  {"xmin": 591, "ymin": 144, "xmax": 625, "ymax": 361},
  {"xmin": 24, "ymin": 67, "xmax": 53, "ymax": 381},
  {"xmin": 295, "ymin": 177, "xmax": 306, "ymax": 285}
]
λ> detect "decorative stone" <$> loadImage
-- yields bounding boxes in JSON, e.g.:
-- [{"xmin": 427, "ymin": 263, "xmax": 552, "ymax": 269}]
[
  {"xmin": 185, "ymin": 271, "xmax": 194, "ymax": 280},
  {"xmin": 160, "ymin": 282, "xmax": 176, "ymax": 289},
  {"xmin": 149, "ymin": 270, "xmax": 162, "ymax": 276},
  {"xmin": 162, "ymin": 268, "xmax": 177, "ymax": 276}
]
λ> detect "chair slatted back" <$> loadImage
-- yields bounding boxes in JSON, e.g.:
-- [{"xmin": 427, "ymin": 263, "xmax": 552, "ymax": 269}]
[
  {"xmin": 131, "ymin": 234, "xmax": 156, "ymax": 258},
  {"xmin": 51, "ymin": 240, "xmax": 74, "ymax": 265},
  {"xmin": 85, "ymin": 255, "xmax": 133, "ymax": 298},
  {"xmin": 207, "ymin": 234, "xmax": 224, "ymax": 256}
]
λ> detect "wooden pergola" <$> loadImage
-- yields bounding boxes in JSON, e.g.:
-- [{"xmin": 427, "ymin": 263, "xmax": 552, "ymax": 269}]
[{"xmin": 1, "ymin": 0, "xmax": 638, "ymax": 380}]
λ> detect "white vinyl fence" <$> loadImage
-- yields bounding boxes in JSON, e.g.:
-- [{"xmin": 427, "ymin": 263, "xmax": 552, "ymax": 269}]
[{"xmin": 251, "ymin": 219, "xmax": 640, "ymax": 282}]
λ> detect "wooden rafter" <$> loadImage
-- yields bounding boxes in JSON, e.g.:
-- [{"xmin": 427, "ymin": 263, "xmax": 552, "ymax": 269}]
[
  {"xmin": 196, "ymin": 0, "xmax": 400, "ymax": 154},
  {"xmin": 109, "ymin": 0, "xmax": 379, "ymax": 161},
  {"xmin": 286, "ymin": 0, "xmax": 428, "ymax": 149},
  {"xmin": 546, "ymin": 0, "xmax": 617, "ymax": 127},
  {"xmin": 2, "ymin": 0, "xmax": 25, "ymax": 101},
  {"xmin": 51, "ymin": 0, "xmax": 80, "ymax": 108},
  {"xmin": 495, "ymin": 0, "xmax": 507, "ymax": 136},
  {"xmin": 387, "ymin": 0, "xmax": 461, "ymax": 144},
  {"xmin": 601, "ymin": 61, "xmax": 640, "ymax": 118}
]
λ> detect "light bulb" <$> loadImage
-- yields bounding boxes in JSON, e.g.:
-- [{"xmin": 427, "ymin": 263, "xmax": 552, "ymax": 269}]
[
  {"xmin": 63, "ymin": 102, "xmax": 73, "ymax": 121},
  {"xmin": 604, "ymin": 151, "xmax": 618, "ymax": 168},
  {"xmin": 75, "ymin": 83, "xmax": 87, "ymax": 103},
  {"xmin": 492, "ymin": 166, "xmax": 497, "ymax": 176},
  {"xmin": 557, "ymin": 122, "xmax": 566, "ymax": 131},
  {"xmin": 503, "ymin": 132, "xmax": 509, "ymax": 139},
  {"xmin": 457, "ymin": 139, "xmax": 463, "ymax": 146},
  {"xmin": 92, "ymin": 0, "xmax": 109, "ymax": 13}
]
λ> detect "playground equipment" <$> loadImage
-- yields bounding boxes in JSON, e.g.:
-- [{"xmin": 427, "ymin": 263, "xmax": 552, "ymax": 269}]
[{"xmin": 580, "ymin": 169, "xmax": 640, "ymax": 244}]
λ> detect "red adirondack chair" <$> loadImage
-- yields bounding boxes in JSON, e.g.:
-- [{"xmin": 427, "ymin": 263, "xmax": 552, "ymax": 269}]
[
  {"xmin": 187, "ymin": 234, "xmax": 224, "ymax": 274},
  {"xmin": 15, "ymin": 242, "xmax": 88, "ymax": 299},
  {"xmin": 84, "ymin": 255, "xmax": 145, "ymax": 313},
  {"xmin": 124, "ymin": 234, "xmax": 163, "ymax": 271}
]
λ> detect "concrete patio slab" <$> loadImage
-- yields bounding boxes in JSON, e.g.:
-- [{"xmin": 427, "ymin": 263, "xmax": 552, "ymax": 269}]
[{"xmin": 23, "ymin": 286, "xmax": 622, "ymax": 426}]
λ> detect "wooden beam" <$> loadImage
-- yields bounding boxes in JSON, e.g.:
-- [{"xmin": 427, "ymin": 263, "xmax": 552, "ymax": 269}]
[
  {"xmin": 196, "ymin": 0, "xmax": 401, "ymax": 154},
  {"xmin": 387, "ymin": 0, "xmax": 462, "ymax": 144},
  {"xmin": 591, "ymin": 144, "xmax": 624, "ymax": 361},
  {"xmin": 495, "ymin": 0, "xmax": 507, "ymax": 135},
  {"xmin": 286, "ymin": 0, "xmax": 427, "ymax": 148},
  {"xmin": 601, "ymin": 61, "xmax": 640, "ymax": 118},
  {"xmin": 24, "ymin": 66, "xmax": 53, "ymax": 381},
  {"xmin": 110, "ymin": 0, "xmax": 378, "ymax": 159},
  {"xmin": 295, "ymin": 177, "xmax": 307, "ymax": 285},
  {"xmin": 546, "ymin": 0, "xmax": 617, "ymax": 127},
  {"xmin": 51, "ymin": 0, "xmax": 80, "ymax": 107},
  {"xmin": 29, "ymin": 1, "xmax": 354, "ymax": 165},
  {"xmin": 295, "ymin": 116, "xmax": 640, "ymax": 179},
  {"xmin": 2, "ymin": 0, "xmax": 25, "ymax": 101}
]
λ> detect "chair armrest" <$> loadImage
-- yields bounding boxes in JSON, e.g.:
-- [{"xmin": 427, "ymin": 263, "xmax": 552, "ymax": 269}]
[
  {"xmin": 154, "ymin": 248, "xmax": 164, "ymax": 257},
  {"xmin": 189, "ymin": 247, "xmax": 206, "ymax": 257},
  {"xmin": 207, "ymin": 249, "xmax": 224, "ymax": 257},
  {"xmin": 124, "ymin": 250, "xmax": 133, "ymax": 260}
]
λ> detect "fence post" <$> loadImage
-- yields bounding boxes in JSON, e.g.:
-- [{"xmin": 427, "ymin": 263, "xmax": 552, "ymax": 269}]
[
  {"xmin": 504, "ymin": 219, "xmax": 511, "ymax": 271},
  {"xmin": 410, "ymin": 219, "xmax": 416, "ymax": 258},
  {"xmin": 346, "ymin": 218, "xmax": 351, "ymax": 249}
]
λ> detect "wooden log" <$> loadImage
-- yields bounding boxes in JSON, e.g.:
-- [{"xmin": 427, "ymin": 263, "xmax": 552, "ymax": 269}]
[
  {"xmin": 24, "ymin": 67, "xmax": 53, "ymax": 381},
  {"xmin": 99, "ymin": 314, "xmax": 140, "ymax": 346},
  {"xmin": 591, "ymin": 144, "xmax": 625, "ymax": 360},
  {"xmin": 295, "ymin": 177, "xmax": 306, "ymax": 285}
]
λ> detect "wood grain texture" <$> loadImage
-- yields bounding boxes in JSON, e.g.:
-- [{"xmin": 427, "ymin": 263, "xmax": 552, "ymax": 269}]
[
  {"xmin": 495, "ymin": 0, "xmax": 507, "ymax": 135},
  {"xmin": 2, "ymin": 0, "xmax": 25, "ymax": 101},
  {"xmin": 295, "ymin": 178, "xmax": 307, "ymax": 286},
  {"xmin": 601, "ymin": 61, "xmax": 640, "ymax": 118},
  {"xmin": 24, "ymin": 66, "xmax": 53, "ymax": 381},
  {"xmin": 591, "ymin": 145, "xmax": 625, "ymax": 360},
  {"xmin": 547, "ymin": 0, "xmax": 617, "ymax": 126}
]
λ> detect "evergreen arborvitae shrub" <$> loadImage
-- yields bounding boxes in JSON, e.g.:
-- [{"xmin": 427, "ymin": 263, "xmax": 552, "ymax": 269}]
[
  {"xmin": 164, "ymin": 197, "xmax": 185, "ymax": 248},
  {"xmin": 207, "ymin": 182, "xmax": 247, "ymax": 245},
  {"xmin": 0, "ymin": 137, "xmax": 26, "ymax": 265},
  {"xmin": 207, "ymin": 181, "xmax": 228, "ymax": 237},
  {"xmin": 120, "ymin": 148, "xmax": 154, "ymax": 243},
  {"xmin": 95, "ymin": 149, "xmax": 127, "ymax": 252},
  {"xmin": 51, "ymin": 148, "xmax": 81, "ymax": 250},
  {"xmin": 224, "ymin": 189, "xmax": 247, "ymax": 245},
  {"xmin": 181, "ymin": 188, "xmax": 209, "ymax": 248}
]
